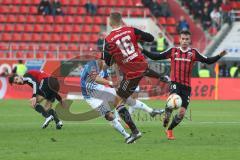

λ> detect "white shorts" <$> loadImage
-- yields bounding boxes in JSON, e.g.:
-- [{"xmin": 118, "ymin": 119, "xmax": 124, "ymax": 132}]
[{"xmin": 85, "ymin": 84, "xmax": 117, "ymax": 116}]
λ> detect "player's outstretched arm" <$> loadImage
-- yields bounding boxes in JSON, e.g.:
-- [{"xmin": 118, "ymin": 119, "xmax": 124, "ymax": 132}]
[
  {"xmin": 142, "ymin": 49, "xmax": 170, "ymax": 60},
  {"xmin": 196, "ymin": 50, "xmax": 228, "ymax": 64},
  {"xmin": 134, "ymin": 28, "xmax": 154, "ymax": 42},
  {"xmin": 95, "ymin": 75, "xmax": 113, "ymax": 87}
]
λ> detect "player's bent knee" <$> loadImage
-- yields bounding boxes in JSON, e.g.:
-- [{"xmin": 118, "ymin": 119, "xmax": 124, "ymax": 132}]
[{"xmin": 105, "ymin": 111, "xmax": 114, "ymax": 121}]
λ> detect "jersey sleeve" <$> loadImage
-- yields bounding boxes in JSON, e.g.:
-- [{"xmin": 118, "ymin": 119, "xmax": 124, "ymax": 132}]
[
  {"xmin": 142, "ymin": 48, "xmax": 172, "ymax": 60},
  {"xmin": 134, "ymin": 28, "xmax": 154, "ymax": 42},
  {"xmin": 102, "ymin": 39, "xmax": 114, "ymax": 66},
  {"xmin": 194, "ymin": 49, "xmax": 221, "ymax": 64},
  {"xmin": 23, "ymin": 73, "xmax": 39, "ymax": 97}
]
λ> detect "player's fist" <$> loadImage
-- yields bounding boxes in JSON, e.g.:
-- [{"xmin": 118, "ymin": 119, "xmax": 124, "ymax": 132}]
[
  {"xmin": 219, "ymin": 50, "xmax": 227, "ymax": 57},
  {"xmin": 30, "ymin": 97, "xmax": 37, "ymax": 107}
]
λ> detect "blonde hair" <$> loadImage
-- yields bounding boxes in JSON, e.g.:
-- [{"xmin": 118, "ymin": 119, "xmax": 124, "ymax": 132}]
[{"xmin": 109, "ymin": 12, "xmax": 122, "ymax": 26}]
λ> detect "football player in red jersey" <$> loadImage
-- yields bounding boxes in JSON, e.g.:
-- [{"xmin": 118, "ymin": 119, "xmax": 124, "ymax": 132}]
[
  {"xmin": 8, "ymin": 70, "xmax": 64, "ymax": 129},
  {"xmin": 143, "ymin": 30, "xmax": 227, "ymax": 140},
  {"xmin": 102, "ymin": 12, "xmax": 169, "ymax": 143}
]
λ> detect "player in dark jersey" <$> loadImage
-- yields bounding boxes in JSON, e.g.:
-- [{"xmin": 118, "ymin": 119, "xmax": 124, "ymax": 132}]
[
  {"xmin": 102, "ymin": 12, "xmax": 169, "ymax": 144},
  {"xmin": 8, "ymin": 70, "xmax": 64, "ymax": 129},
  {"xmin": 142, "ymin": 30, "xmax": 227, "ymax": 140}
]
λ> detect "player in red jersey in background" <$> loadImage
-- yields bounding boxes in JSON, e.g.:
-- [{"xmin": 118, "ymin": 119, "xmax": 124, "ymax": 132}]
[
  {"xmin": 143, "ymin": 30, "xmax": 227, "ymax": 140},
  {"xmin": 8, "ymin": 70, "xmax": 64, "ymax": 129},
  {"xmin": 103, "ymin": 12, "xmax": 169, "ymax": 143}
]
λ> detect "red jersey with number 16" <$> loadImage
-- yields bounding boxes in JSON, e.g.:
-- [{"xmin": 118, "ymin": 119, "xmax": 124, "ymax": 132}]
[{"xmin": 104, "ymin": 26, "xmax": 148, "ymax": 80}]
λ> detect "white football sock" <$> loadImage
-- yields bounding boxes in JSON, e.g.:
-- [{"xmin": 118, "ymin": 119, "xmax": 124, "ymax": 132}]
[
  {"xmin": 111, "ymin": 118, "xmax": 130, "ymax": 139},
  {"xmin": 131, "ymin": 100, "xmax": 153, "ymax": 114},
  {"xmin": 128, "ymin": 106, "xmax": 135, "ymax": 115}
]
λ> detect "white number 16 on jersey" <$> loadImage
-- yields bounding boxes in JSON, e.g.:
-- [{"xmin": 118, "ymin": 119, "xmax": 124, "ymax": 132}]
[{"xmin": 116, "ymin": 35, "xmax": 135, "ymax": 57}]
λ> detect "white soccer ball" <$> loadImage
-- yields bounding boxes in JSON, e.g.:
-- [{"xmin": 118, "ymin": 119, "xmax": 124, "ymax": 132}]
[{"xmin": 166, "ymin": 94, "xmax": 182, "ymax": 109}]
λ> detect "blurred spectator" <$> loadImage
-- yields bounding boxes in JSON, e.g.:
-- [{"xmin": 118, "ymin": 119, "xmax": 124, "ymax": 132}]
[
  {"xmin": 190, "ymin": 0, "xmax": 203, "ymax": 19},
  {"xmin": 220, "ymin": 0, "xmax": 232, "ymax": 24},
  {"xmin": 209, "ymin": 0, "xmax": 221, "ymax": 14},
  {"xmin": 84, "ymin": 0, "xmax": 97, "ymax": 15},
  {"xmin": 141, "ymin": 0, "xmax": 153, "ymax": 7},
  {"xmin": 177, "ymin": 16, "xmax": 190, "ymax": 33},
  {"xmin": 219, "ymin": 63, "xmax": 229, "ymax": 77},
  {"xmin": 210, "ymin": 7, "xmax": 221, "ymax": 30},
  {"xmin": 149, "ymin": 0, "xmax": 162, "ymax": 17},
  {"xmin": 0, "ymin": 67, "xmax": 9, "ymax": 77},
  {"xmin": 38, "ymin": 0, "xmax": 52, "ymax": 15},
  {"xmin": 52, "ymin": 0, "xmax": 64, "ymax": 16},
  {"xmin": 201, "ymin": 8, "xmax": 212, "ymax": 30},
  {"xmin": 12, "ymin": 60, "xmax": 27, "ymax": 76},
  {"xmin": 160, "ymin": 0, "xmax": 171, "ymax": 17},
  {"xmin": 97, "ymin": 32, "xmax": 106, "ymax": 51},
  {"xmin": 230, "ymin": 62, "xmax": 238, "ymax": 77},
  {"xmin": 198, "ymin": 64, "xmax": 210, "ymax": 78},
  {"xmin": 156, "ymin": 33, "xmax": 168, "ymax": 52}
]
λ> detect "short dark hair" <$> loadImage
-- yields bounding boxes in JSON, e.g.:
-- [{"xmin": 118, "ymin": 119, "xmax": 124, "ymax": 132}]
[
  {"xmin": 8, "ymin": 74, "xmax": 18, "ymax": 85},
  {"xmin": 18, "ymin": 60, "xmax": 23, "ymax": 64},
  {"xmin": 179, "ymin": 30, "xmax": 192, "ymax": 35},
  {"xmin": 109, "ymin": 12, "xmax": 122, "ymax": 26}
]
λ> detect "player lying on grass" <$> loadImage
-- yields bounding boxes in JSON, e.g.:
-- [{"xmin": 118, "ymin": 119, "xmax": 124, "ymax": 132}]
[
  {"xmin": 142, "ymin": 30, "xmax": 227, "ymax": 140},
  {"xmin": 8, "ymin": 70, "xmax": 64, "ymax": 129},
  {"xmin": 80, "ymin": 59, "xmax": 164, "ymax": 143}
]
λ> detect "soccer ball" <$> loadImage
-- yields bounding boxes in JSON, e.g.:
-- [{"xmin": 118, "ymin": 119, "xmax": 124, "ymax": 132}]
[{"xmin": 166, "ymin": 94, "xmax": 182, "ymax": 109}]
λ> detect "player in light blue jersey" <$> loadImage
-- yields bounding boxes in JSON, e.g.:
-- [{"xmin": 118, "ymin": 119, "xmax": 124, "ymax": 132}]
[{"xmin": 80, "ymin": 59, "xmax": 164, "ymax": 143}]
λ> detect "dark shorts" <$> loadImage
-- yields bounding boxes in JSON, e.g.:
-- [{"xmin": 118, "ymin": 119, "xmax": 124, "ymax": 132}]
[
  {"xmin": 116, "ymin": 76, "xmax": 142, "ymax": 100},
  {"xmin": 169, "ymin": 82, "xmax": 191, "ymax": 109},
  {"xmin": 39, "ymin": 77, "xmax": 60, "ymax": 103}
]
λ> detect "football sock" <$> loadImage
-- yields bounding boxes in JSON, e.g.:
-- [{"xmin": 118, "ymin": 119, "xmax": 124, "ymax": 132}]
[
  {"xmin": 111, "ymin": 118, "xmax": 130, "ymax": 138},
  {"xmin": 48, "ymin": 109, "xmax": 60, "ymax": 123},
  {"xmin": 35, "ymin": 104, "xmax": 49, "ymax": 118},
  {"xmin": 130, "ymin": 100, "xmax": 153, "ymax": 114},
  {"xmin": 168, "ymin": 114, "xmax": 183, "ymax": 130},
  {"xmin": 117, "ymin": 105, "xmax": 139, "ymax": 134}
]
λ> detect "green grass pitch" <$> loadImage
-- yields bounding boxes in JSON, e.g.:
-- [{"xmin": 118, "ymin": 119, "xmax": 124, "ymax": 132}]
[{"xmin": 0, "ymin": 99, "xmax": 240, "ymax": 160}]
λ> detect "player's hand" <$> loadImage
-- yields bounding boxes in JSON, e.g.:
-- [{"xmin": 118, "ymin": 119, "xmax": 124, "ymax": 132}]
[
  {"xmin": 219, "ymin": 50, "xmax": 228, "ymax": 57},
  {"xmin": 30, "ymin": 97, "xmax": 37, "ymax": 107},
  {"xmin": 159, "ymin": 75, "xmax": 171, "ymax": 83}
]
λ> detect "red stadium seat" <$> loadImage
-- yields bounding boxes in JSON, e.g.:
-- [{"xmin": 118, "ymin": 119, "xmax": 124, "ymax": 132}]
[
  {"xmin": 53, "ymin": 25, "xmax": 63, "ymax": 33},
  {"xmin": 0, "ymin": 15, "xmax": 6, "ymax": 23},
  {"xmin": 22, "ymin": 34, "xmax": 31, "ymax": 41},
  {"xmin": 63, "ymin": 25, "xmax": 72, "ymax": 33},
  {"xmin": 12, "ymin": 33, "xmax": 22, "ymax": 41},
  {"xmin": 158, "ymin": 17, "xmax": 167, "ymax": 25},
  {"xmin": 79, "ymin": 34, "xmax": 89, "ymax": 42},
  {"xmin": 36, "ymin": 52, "xmax": 45, "ymax": 59},
  {"xmin": 58, "ymin": 53, "xmax": 66, "ymax": 59},
  {"xmin": 24, "ymin": 24, "xmax": 34, "ymax": 32},
  {"xmin": 84, "ymin": 16, "xmax": 93, "ymax": 24},
  {"xmin": 26, "ymin": 15, "xmax": 36, "ymax": 23},
  {"xmin": 166, "ymin": 17, "xmax": 177, "ymax": 25},
  {"xmin": 4, "ymin": 24, "xmax": 14, "ymax": 32},
  {"xmin": 32, "ymin": 0, "xmax": 40, "ymax": 5},
  {"xmin": 29, "ymin": 6, "xmax": 38, "ymax": 14},
  {"xmin": 79, "ymin": 0, "xmax": 88, "ymax": 5},
  {"xmin": 66, "ymin": 53, "xmax": 75, "ymax": 59},
  {"xmin": 19, "ymin": 44, "xmax": 29, "ymax": 51},
  {"xmin": 82, "ymin": 25, "xmax": 92, "ymax": 33},
  {"xmin": 44, "ymin": 24, "xmax": 53, "ymax": 32},
  {"xmin": 15, "ymin": 25, "xmax": 24, "ymax": 32},
  {"xmin": 45, "ymin": 16, "xmax": 54, "ymax": 23},
  {"xmin": 67, "ymin": 7, "xmax": 77, "ymax": 15},
  {"xmin": 51, "ymin": 34, "xmax": 60, "ymax": 42},
  {"xmin": 77, "ymin": 7, "xmax": 86, "ymax": 15},
  {"xmin": 48, "ymin": 45, "xmax": 57, "ymax": 51},
  {"xmin": 1, "ymin": 33, "xmax": 12, "ymax": 41},
  {"xmin": 36, "ymin": 16, "xmax": 45, "ymax": 23},
  {"xmin": 10, "ymin": 6, "xmax": 19, "ymax": 14},
  {"xmin": 68, "ymin": 44, "xmax": 79, "ymax": 51},
  {"xmin": 69, "ymin": 0, "xmax": 80, "ymax": 6},
  {"xmin": 46, "ymin": 53, "xmax": 55, "ymax": 59},
  {"xmin": 55, "ymin": 16, "xmax": 64, "ymax": 23},
  {"xmin": 32, "ymin": 34, "xmax": 42, "ymax": 42},
  {"xmin": 17, "ymin": 15, "xmax": 26, "ymax": 23},
  {"xmin": 93, "ymin": 16, "xmax": 103, "ymax": 24},
  {"xmin": 26, "ymin": 53, "xmax": 34, "ymax": 59},
  {"xmin": 166, "ymin": 26, "xmax": 177, "ymax": 34},
  {"xmin": 65, "ymin": 16, "xmax": 74, "ymax": 24},
  {"xmin": 74, "ymin": 16, "xmax": 83, "ymax": 24},
  {"xmin": 38, "ymin": 44, "xmax": 48, "ymax": 51},
  {"xmin": 34, "ymin": 24, "xmax": 43, "ymax": 32},
  {"xmin": 2, "ymin": 0, "xmax": 13, "ymax": 5},
  {"xmin": 16, "ymin": 52, "xmax": 25, "ymax": 59},
  {"xmin": 22, "ymin": 0, "xmax": 34, "ymax": 5},
  {"xmin": 0, "ymin": 6, "xmax": 9, "ymax": 14},
  {"xmin": 0, "ymin": 25, "xmax": 4, "ymax": 32},
  {"xmin": 7, "ymin": 15, "xmax": 17, "ymax": 23},
  {"xmin": 89, "ymin": 34, "xmax": 98, "ymax": 43},
  {"xmin": 19, "ymin": 6, "xmax": 29, "ymax": 14},
  {"xmin": 42, "ymin": 34, "xmax": 51, "ymax": 42},
  {"xmin": 60, "ymin": 34, "xmax": 69, "ymax": 42},
  {"xmin": 59, "ymin": 44, "xmax": 68, "ymax": 51},
  {"xmin": 70, "ymin": 34, "xmax": 80, "ymax": 42},
  {"xmin": 72, "ymin": 25, "xmax": 81, "ymax": 33},
  {"xmin": 92, "ymin": 25, "xmax": 101, "ymax": 33},
  {"xmin": 12, "ymin": 0, "xmax": 21, "ymax": 5}
]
